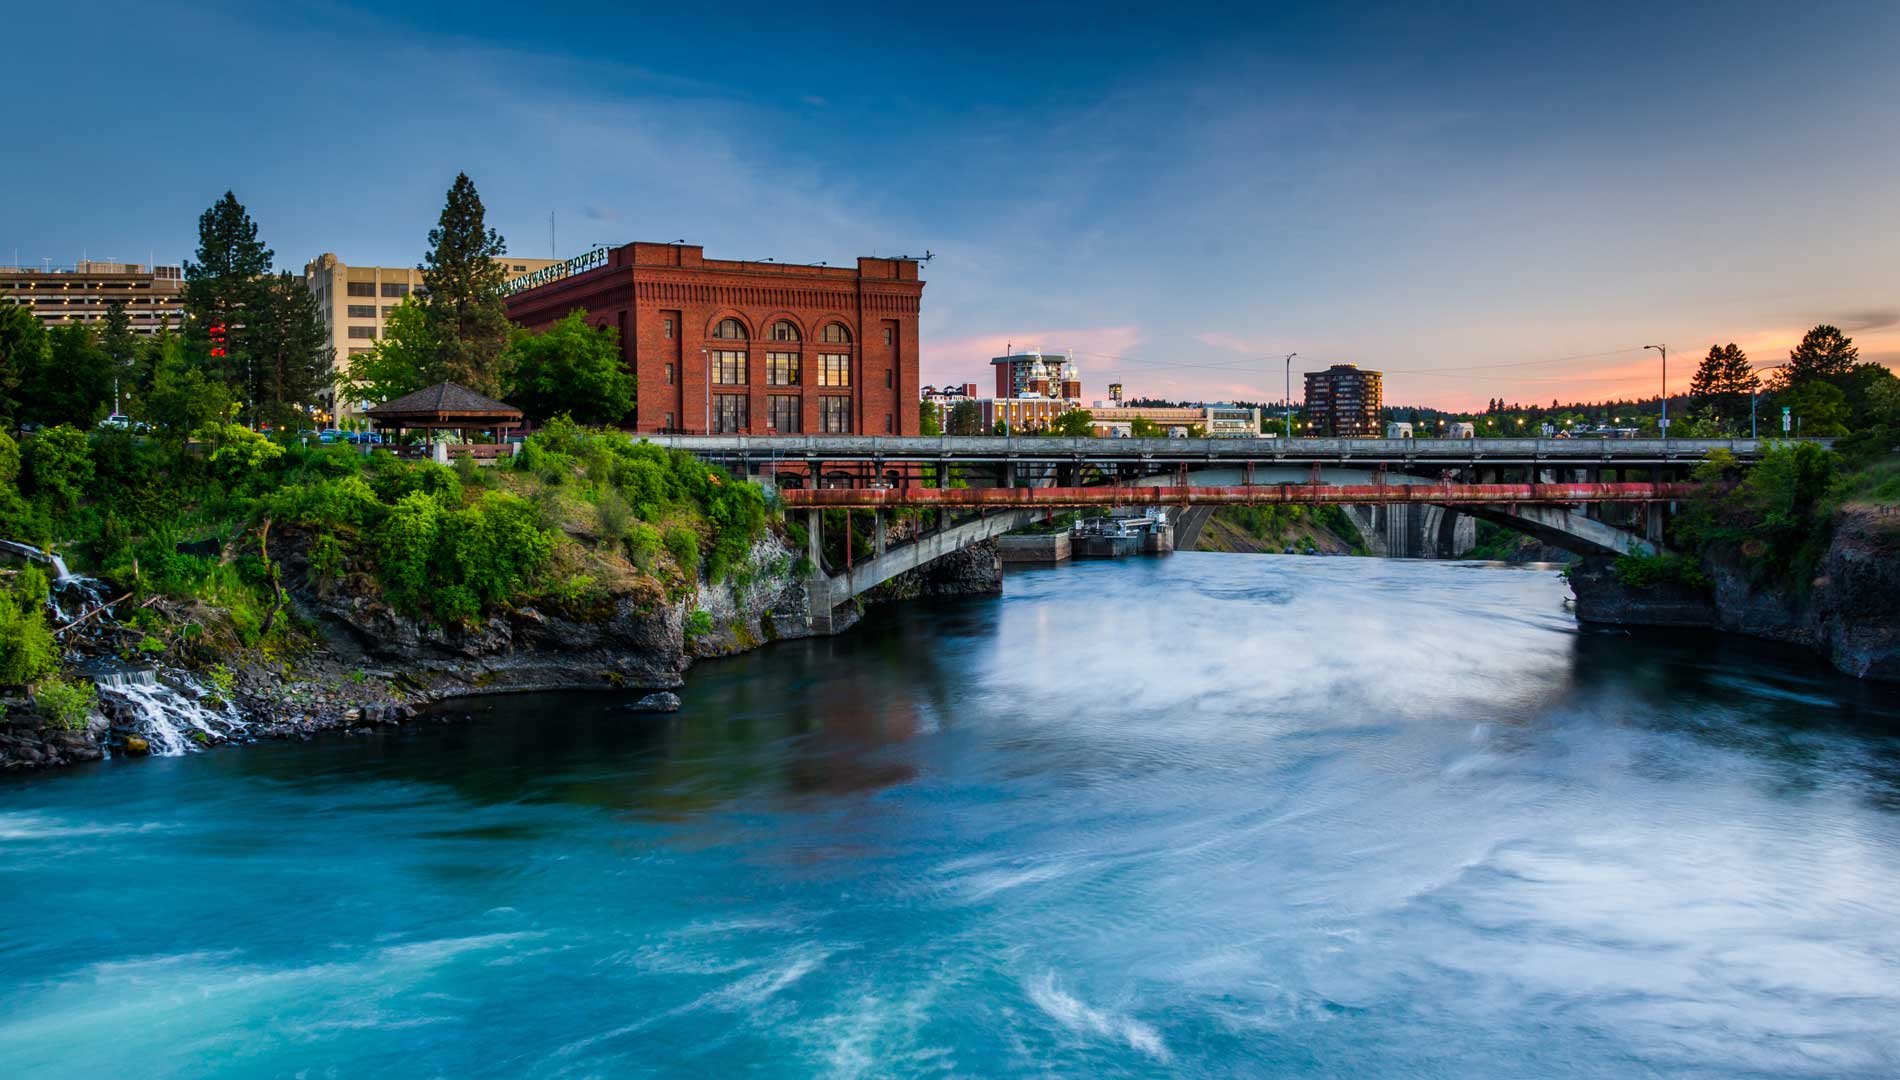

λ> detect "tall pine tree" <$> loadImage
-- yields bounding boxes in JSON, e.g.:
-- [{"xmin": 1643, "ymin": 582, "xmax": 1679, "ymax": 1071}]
[
  {"xmin": 249, "ymin": 272, "xmax": 335, "ymax": 429},
  {"xmin": 99, "ymin": 301, "xmax": 139, "ymax": 414},
  {"xmin": 1688, "ymin": 343, "xmax": 1758, "ymax": 432},
  {"xmin": 1773, "ymin": 324, "xmax": 1858, "ymax": 391},
  {"xmin": 183, "ymin": 192, "xmax": 274, "ymax": 400},
  {"xmin": 421, "ymin": 173, "xmax": 511, "ymax": 395}
]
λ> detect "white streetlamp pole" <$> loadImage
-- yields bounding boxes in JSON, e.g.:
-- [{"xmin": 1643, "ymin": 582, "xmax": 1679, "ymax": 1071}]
[
  {"xmin": 1284, "ymin": 352, "xmax": 1297, "ymax": 438},
  {"xmin": 1644, "ymin": 344, "xmax": 1667, "ymax": 440}
]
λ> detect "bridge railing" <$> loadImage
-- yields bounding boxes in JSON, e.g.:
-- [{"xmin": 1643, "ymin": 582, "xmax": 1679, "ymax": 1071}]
[{"xmin": 648, "ymin": 434, "xmax": 1812, "ymax": 461}]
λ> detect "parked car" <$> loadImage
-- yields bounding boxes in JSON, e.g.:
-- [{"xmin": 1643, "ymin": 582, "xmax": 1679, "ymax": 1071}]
[
  {"xmin": 319, "ymin": 429, "xmax": 345, "ymax": 443},
  {"xmin": 98, "ymin": 413, "xmax": 134, "ymax": 430}
]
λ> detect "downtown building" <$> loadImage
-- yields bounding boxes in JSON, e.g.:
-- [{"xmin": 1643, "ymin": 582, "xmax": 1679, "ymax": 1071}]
[
  {"xmin": 0, "ymin": 261, "xmax": 185, "ymax": 335},
  {"xmin": 504, "ymin": 242, "xmax": 924, "ymax": 436},
  {"xmin": 1302, "ymin": 363, "xmax": 1383, "ymax": 437},
  {"xmin": 306, "ymin": 252, "xmax": 560, "ymax": 416}
]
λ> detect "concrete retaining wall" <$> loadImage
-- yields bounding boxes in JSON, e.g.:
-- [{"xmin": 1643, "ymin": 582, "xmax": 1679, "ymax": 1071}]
[{"xmin": 996, "ymin": 534, "xmax": 1071, "ymax": 562}]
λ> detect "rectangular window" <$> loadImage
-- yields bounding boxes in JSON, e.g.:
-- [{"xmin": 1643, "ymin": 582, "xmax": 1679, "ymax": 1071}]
[
  {"xmin": 883, "ymin": 327, "xmax": 894, "ymax": 346},
  {"xmin": 713, "ymin": 394, "xmax": 748, "ymax": 433},
  {"xmin": 665, "ymin": 412, "xmax": 675, "ymax": 431},
  {"xmin": 768, "ymin": 395, "xmax": 801, "ymax": 433},
  {"xmin": 663, "ymin": 317, "xmax": 673, "ymax": 340},
  {"xmin": 382, "ymin": 306, "xmax": 397, "ymax": 318},
  {"xmin": 347, "ymin": 325, "xmax": 376, "ymax": 340},
  {"xmin": 347, "ymin": 304, "xmax": 375, "ymax": 318},
  {"xmin": 710, "ymin": 349, "xmax": 746, "ymax": 385},
  {"xmin": 346, "ymin": 281, "xmax": 375, "ymax": 297},
  {"xmin": 885, "ymin": 413, "xmax": 894, "ymax": 433},
  {"xmin": 766, "ymin": 351, "xmax": 800, "ymax": 386},
  {"xmin": 664, "ymin": 363, "xmax": 674, "ymax": 386},
  {"xmin": 818, "ymin": 353, "xmax": 850, "ymax": 387},
  {"xmin": 381, "ymin": 282, "xmax": 409, "ymax": 298},
  {"xmin": 885, "ymin": 370, "xmax": 893, "ymax": 389},
  {"xmin": 821, "ymin": 397, "xmax": 851, "ymax": 434}
]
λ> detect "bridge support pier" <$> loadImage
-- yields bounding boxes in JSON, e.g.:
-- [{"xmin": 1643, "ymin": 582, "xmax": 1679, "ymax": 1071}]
[{"xmin": 805, "ymin": 508, "xmax": 834, "ymax": 634}]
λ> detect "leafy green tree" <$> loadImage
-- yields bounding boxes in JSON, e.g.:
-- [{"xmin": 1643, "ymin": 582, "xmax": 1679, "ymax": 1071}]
[
  {"xmin": 0, "ymin": 566, "xmax": 58, "ymax": 685},
  {"xmin": 502, "ymin": 310, "xmax": 633, "ymax": 424},
  {"xmin": 421, "ymin": 173, "xmax": 511, "ymax": 395},
  {"xmin": 1050, "ymin": 408, "xmax": 1095, "ymax": 437},
  {"xmin": 919, "ymin": 400, "xmax": 941, "ymax": 436},
  {"xmin": 22, "ymin": 424, "xmax": 94, "ymax": 514},
  {"xmin": 1780, "ymin": 379, "xmax": 1851, "ymax": 436},
  {"xmin": 142, "ymin": 336, "xmax": 236, "ymax": 443},
  {"xmin": 248, "ymin": 272, "xmax": 333, "ymax": 429},
  {"xmin": 22, "ymin": 324, "xmax": 112, "ymax": 428},
  {"xmin": 346, "ymin": 298, "xmax": 440, "ymax": 405},
  {"xmin": 947, "ymin": 399, "xmax": 982, "ymax": 435},
  {"xmin": 1688, "ymin": 343, "xmax": 1758, "ymax": 432},
  {"xmin": 183, "ymin": 191, "xmax": 274, "ymax": 395},
  {"xmin": 0, "ymin": 302, "xmax": 46, "ymax": 425},
  {"xmin": 1130, "ymin": 416, "xmax": 1164, "ymax": 438},
  {"xmin": 1773, "ymin": 324, "xmax": 1858, "ymax": 391},
  {"xmin": 99, "ymin": 302, "xmax": 139, "ymax": 414}
]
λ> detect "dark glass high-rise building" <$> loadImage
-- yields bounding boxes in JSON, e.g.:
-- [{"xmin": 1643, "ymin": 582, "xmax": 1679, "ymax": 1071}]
[{"xmin": 1303, "ymin": 363, "xmax": 1383, "ymax": 437}]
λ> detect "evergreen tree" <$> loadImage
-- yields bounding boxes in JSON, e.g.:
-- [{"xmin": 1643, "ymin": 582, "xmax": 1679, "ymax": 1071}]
[
  {"xmin": 1687, "ymin": 343, "xmax": 1759, "ymax": 432},
  {"xmin": 421, "ymin": 173, "xmax": 511, "ymax": 395},
  {"xmin": 0, "ymin": 302, "xmax": 45, "ymax": 426},
  {"xmin": 1773, "ymin": 324, "xmax": 1858, "ymax": 391},
  {"xmin": 99, "ymin": 301, "xmax": 140, "ymax": 414},
  {"xmin": 249, "ymin": 272, "xmax": 334, "ymax": 429},
  {"xmin": 22, "ymin": 324, "xmax": 113, "ymax": 428},
  {"xmin": 183, "ymin": 192, "xmax": 274, "ymax": 398}
]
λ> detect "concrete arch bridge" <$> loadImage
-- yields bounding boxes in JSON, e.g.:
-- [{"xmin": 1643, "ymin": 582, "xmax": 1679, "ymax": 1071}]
[{"xmin": 648, "ymin": 434, "xmax": 1798, "ymax": 631}]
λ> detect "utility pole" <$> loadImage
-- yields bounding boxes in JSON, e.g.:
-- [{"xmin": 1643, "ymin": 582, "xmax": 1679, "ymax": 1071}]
[
  {"xmin": 1284, "ymin": 353, "xmax": 1297, "ymax": 438},
  {"xmin": 1644, "ymin": 344, "xmax": 1667, "ymax": 439}
]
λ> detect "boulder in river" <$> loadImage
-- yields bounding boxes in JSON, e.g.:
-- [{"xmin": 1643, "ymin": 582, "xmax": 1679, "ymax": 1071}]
[{"xmin": 625, "ymin": 692, "xmax": 681, "ymax": 714}]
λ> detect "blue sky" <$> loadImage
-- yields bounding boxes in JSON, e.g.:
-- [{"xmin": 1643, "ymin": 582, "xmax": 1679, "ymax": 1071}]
[{"xmin": 7, "ymin": 1, "xmax": 1898, "ymax": 409}]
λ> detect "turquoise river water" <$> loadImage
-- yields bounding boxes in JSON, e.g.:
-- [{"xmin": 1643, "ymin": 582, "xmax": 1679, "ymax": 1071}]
[{"xmin": 3, "ymin": 552, "xmax": 1899, "ymax": 1078}]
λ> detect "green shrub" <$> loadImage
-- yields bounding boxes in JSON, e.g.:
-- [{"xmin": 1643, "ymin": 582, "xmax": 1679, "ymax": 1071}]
[
  {"xmin": 664, "ymin": 526, "xmax": 700, "ymax": 574},
  {"xmin": 626, "ymin": 522, "xmax": 661, "ymax": 569},
  {"xmin": 22, "ymin": 424, "xmax": 93, "ymax": 513},
  {"xmin": 266, "ymin": 475, "xmax": 383, "ymax": 528},
  {"xmin": 33, "ymin": 677, "xmax": 96, "ymax": 731},
  {"xmin": 684, "ymin": 609, "xmax": 714, "ymax": 638},
  {"xmin": 306, "ymin": 532, "xmax": 346, "ymax": 590},
  {"xmin": 0, "ymin": 571, "xmax": 58, "ymax": 685},
  {"xmin": 596, "ymin": 489, "xmax": 632, "ymax": 546},
  {"xmin": 1612, "ymin": 552, "xmax": 1710, "ymax": 591},
  {"xmin": 372, "ymin": 490, "xmax": 445, "ymax": 614}
]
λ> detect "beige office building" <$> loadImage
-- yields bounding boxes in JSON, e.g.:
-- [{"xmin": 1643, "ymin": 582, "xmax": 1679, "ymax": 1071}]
[
  {"xmin": 0, "ymin": 261, "xmax": 186, "ymax": 335},
  {"xmin": 305, "ymin": 252, "xmax": 560, "ymax": 417}
]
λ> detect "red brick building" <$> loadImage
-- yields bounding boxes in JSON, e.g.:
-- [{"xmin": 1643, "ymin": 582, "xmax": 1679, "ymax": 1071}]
[{"xmin": 504, "ymin": 242, "xmax": 924, "ymax": 436}]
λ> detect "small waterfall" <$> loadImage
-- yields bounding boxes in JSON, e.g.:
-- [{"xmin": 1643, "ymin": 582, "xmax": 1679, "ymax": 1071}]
[{"xmin": 94, "ymin": 670, "xmax": 248, "ymax": 757}]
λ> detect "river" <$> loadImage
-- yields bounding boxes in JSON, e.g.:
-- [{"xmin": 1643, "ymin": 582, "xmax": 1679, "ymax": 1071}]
[{"xmin": 3, "ymin": 552, "xmax": 1899, "ymax": 1078}]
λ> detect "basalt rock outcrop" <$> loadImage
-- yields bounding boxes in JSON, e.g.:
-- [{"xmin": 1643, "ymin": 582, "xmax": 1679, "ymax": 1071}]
[{"xmin": 1570, "ymin": 505, "xmax": 1900, "ymax": 681}]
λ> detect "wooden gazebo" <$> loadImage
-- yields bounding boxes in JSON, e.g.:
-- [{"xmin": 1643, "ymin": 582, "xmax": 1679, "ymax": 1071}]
[{"xmin": 364, "ymin": 382, "xmax": 524, "ymax": 463}]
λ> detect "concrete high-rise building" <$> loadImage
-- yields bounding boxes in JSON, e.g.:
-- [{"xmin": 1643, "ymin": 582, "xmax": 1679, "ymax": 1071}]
[
  {"xmin": 305, "ymin": 252, "xmax": 560, "ymax": 416},
  {"xmin": 0, "ymin": 261, "xmax": 185, "ymax": 335},
  {"xmin": 990, "ymin": 349, "xmax": 1079, "ymax": 401},
  {"xmin": 1303, "ymin": 363, "xmax": 1383, "ymax": 437}
]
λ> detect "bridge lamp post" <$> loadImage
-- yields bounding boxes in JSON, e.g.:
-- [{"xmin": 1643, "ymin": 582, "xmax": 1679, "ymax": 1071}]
[
  {"xmin": 1283, "ymin": 352, "xmax": 1297, "ymax": 439},
  {"xmin": 1644, "ymin": 344, "xmax": 1667, "ymax": 440}
]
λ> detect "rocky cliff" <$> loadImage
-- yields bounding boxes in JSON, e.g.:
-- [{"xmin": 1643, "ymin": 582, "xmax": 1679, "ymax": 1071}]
[{"xmin": 1570, "ymin": 505, "xmax": 1900, "ymax": 680}]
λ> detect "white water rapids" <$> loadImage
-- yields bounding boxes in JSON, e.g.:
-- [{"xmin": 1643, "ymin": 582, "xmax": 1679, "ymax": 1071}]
[{"xmin": 6, "ymin": 539, "xmax": 251, "ymax": 757}]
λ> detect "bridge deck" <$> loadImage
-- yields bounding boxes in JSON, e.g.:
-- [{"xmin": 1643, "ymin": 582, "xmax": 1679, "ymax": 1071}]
[
  {"xmin": 783, "ymin": 481, "xmax": 1703, "ymax": 509},
  {"xmin": 651, "ymin": 434, "xmax": 1798, "ymax": 465}
]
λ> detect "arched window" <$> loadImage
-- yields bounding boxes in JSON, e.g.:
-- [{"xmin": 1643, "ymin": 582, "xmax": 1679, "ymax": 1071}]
[
  {"xmin": 712, "ymin": 317, "xmax": 748, "ymax": 340},
  {"xmin": 769, "ymin": 320, "xmax": 801, "ymax": 342},
  {"xmin": 820, "ymin": 323, "xmax": 852, "ymax": 344}
]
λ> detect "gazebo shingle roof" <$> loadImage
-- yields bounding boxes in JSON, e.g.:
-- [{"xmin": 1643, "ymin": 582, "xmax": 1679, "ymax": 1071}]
[{"xmin": 364, "ymin": 382, "xmax": 523, "ymax": 426}]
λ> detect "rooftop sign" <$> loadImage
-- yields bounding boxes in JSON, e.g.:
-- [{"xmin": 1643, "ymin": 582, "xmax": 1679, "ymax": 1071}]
[{"xmin": 500, "ymin": 246, "xmax": 611, "ymax": 296}]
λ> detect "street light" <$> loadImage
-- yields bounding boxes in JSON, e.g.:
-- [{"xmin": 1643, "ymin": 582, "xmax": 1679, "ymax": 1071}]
[
  {"xmin": 1644, "ymin": 344, "xmax": 1667, "ymax": 439},
  {"xmin": 1283, "ymin": 352, "xmax": 1297, "ymax": 438}
]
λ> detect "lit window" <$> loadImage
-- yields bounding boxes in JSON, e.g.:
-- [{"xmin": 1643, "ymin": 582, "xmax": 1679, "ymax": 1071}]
[
  {"xmin": 820, "ymin": 323, "xmax": 851, "ymax": 344},
  {"xmin": 712, "ymin": 317, "xmax": 747, "ymax": 340},
  {"xmin": 770, "ymin": 320, "xmax": 800, "ymax": 342},
  {"xmin": 766, "ymin": 352, "xmax": 800, "ymax": 386},
  {"xmin": 883, "ymin": 327, "xmax": 894, "ymax": 345},
  {"xmin": 818, "ymin": 354, "xmax": 850, "ymax": 387},
  {"xmin": 665, "ymin": 363, "xmax": 674, "ymax": 385},
  {"xmin": 710, "ymin": 349, "xmax": 747, "ymax": 385}
]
